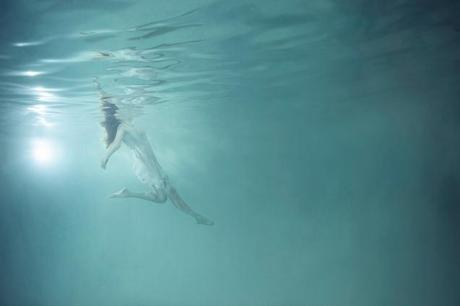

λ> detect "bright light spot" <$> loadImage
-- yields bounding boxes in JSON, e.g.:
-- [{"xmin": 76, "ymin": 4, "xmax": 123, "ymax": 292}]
[
  {"xmin": 32, "ymin": 139, "xmax": 56, "ymax": 165},
  {"xmin": 32, "ymin": 86, "xmax": 58, "ymax": 102},
  {"xmin": 23, "ymin": 70, "xmax": 42, "ymax": 77},
  {"xmin": 33, "ymin": 86, "xmax": 46, "ymax": 91},
  {"xmin": 13, "ymin": 41, "xmax": 44, "ymax": 47},
  {"xmin": 37, "ymin": 91, "xmax": 57, "ymax": 102},
  {"xmin": 27, "ymin": 104, "xmax": 47, "ymax": 115},
  {"xmin": 6, "ymin": 70, "xmax": 45, "ymax": 77}
]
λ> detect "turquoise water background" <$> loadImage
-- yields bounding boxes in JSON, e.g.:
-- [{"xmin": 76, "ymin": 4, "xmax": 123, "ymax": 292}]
[{"xmin": 1, "ymin": 1, "xmax": 459, "ymax": 305}]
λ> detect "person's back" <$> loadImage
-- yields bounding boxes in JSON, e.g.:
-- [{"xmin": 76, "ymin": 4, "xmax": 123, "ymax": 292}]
[{"xmin": 121, "ymin": 123, "xmax": 166, "ymax": 188}]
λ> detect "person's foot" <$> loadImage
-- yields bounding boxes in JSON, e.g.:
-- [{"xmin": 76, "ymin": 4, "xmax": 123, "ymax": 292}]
[
  {"xmin": 101, "ymin": 157, "xmax": 108, "ymax": 169},
  {"xmin": 195, "ymin": 215, "xmax": 214, "ymax": 226},
  {"xmin": 109, "ymin": 187, "xmax": 129, "ymax": 198}
]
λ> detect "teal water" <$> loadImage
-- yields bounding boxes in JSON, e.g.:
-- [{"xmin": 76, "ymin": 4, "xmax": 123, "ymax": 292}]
[{"xmin": 1, "ymin": 1, "xmax": 460, "ymax": 305}]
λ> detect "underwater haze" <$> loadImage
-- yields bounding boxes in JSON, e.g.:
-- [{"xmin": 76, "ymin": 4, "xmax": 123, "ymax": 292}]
[{"xmin": 1, "ymin": 0, "xmax": 460, "ymax": 305}]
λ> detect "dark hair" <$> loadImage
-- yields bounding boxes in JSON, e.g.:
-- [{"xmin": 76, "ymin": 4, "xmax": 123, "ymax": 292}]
[{"xmin": 100, "ymin": 97, "xmax": 121, "ymax": 147}]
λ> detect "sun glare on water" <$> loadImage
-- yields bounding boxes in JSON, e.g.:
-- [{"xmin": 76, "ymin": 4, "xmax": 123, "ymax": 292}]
[{"xmin": 32, "ymin": 139, "xmax": 57, "ymax": 166}]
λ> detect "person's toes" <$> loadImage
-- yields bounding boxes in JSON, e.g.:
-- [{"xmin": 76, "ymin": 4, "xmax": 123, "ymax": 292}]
[{"xmin": 109, "ymin": 187, "xmax": 128, "ymax": 198}]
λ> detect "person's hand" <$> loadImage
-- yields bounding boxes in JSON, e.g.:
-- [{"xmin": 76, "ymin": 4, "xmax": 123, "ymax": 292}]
[{"xmin": 101, "ymin": 158, "xmax": 108, "ymax": 169}]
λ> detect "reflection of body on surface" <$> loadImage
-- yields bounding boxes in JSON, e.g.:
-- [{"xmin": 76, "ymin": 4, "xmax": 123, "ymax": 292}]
[{"xmin": 96, "ymin": 80, "xmax": 213, "ymax": 225}]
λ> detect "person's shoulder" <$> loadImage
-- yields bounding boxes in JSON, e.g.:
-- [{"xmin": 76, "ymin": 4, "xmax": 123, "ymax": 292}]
[{"xmin": 120, "ymin": 122, "xmax": 137, "ymax": 133}]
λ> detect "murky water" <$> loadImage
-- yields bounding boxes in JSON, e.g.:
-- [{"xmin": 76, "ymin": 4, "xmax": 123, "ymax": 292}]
[{"xmin": 1, "ymin": 1, "xmax": 459, "ymax": 305}]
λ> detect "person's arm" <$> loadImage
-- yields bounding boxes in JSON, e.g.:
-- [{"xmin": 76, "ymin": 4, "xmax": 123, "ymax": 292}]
[
  {"xmin": 101, "ymin": 125, "xmax": 125, "ymax": 169},
  {"xmin": 93, "ymin": 77, "xmax": 108, "ymax": 97}
]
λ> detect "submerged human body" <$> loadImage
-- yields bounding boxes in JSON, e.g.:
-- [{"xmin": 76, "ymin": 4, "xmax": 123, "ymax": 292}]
[{"xmin": 97, "ymin": 82, "xmax": 213, "ymax": 225}]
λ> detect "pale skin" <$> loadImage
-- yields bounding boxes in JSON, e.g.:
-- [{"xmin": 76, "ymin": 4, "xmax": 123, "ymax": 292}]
[{"xmin": 101, "ymin": 123, "xmax": 214, "ymax": 226}]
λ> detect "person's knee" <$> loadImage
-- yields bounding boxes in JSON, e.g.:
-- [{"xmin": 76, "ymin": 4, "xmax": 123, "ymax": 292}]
[
  {"xmin": 150, "ymin": 190, "xmax": 167, "ymax": 203},
  {"xmin": 158, "ymin": 192, "xmax": 167, "ymax": 203}
]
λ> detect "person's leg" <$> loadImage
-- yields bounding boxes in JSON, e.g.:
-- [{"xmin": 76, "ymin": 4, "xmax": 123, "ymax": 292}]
[
  {"xmin": 110, "ymin": 186, "xmax": 167, "ymax": 203},
  {"xmin": 167, "ymin": 186, "xmax": 214, "ymax": 225},
  {"xmin": 110, "ymin": 184, "xmax": 214, "ymax": 225}
]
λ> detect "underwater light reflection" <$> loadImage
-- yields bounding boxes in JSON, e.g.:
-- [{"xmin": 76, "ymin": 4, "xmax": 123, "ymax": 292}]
[
  {"xmin": 23, "ymin": 70, "xmax": 42, "ymax": 77},
  {"xmin": 27, "ymin": 104, "xmax": 55, "ymax": 128},
  {"xmin": 31, "ymin": 139, "xmax": 57, "ymax": 166},
  {"xmin": 32, "ymin": 86, "xmax": 59, "ymax": 102}
]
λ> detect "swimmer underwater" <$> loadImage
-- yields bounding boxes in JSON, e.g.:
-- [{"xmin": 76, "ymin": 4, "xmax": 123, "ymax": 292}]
[{"xmin": 96, "ymin": 79, "xmax": 214, "ymax": 225}]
